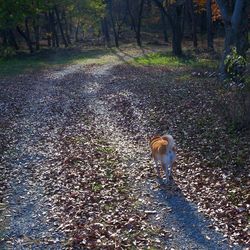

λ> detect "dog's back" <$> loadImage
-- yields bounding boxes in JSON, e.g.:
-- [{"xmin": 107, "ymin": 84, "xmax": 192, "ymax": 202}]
[
  {"xmin": 150, "ymin": 136, "xmax": 168, "ymax": 159},
  {"xmin": 150, "ymin": 134, "xmax": 176, "ymax": 180}
]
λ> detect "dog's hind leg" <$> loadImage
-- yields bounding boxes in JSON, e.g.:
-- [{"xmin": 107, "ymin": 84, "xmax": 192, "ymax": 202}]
[
  {"xmin": 168, "ymin": 151, "xmax": 176, "ymax": 180},
  {"xmin": 154, "ymin": 159, "xmax": 161, "ymax": 178},
  {"xmin": 162, "ymin": 157, "xmax": 170, "ymax": 182},
  {"xmin": 162, "ymin": 160, "xmax": 169, "ymax": 182},
  {"xmin": 168, "ymin": 163, "xmax": 173, "ymax": 181}
]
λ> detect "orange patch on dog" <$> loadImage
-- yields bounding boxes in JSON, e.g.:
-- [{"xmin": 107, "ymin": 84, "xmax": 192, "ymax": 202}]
[{"xmin": 150, "ymin": 136, "xmax": 169, "ymax": 158}]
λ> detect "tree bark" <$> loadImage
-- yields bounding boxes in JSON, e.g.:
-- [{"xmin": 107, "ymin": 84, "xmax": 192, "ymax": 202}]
[
  {"xmin": 206, "ymin": 0, "xmax": 214, "ymax": 50},
  {"xmin": 101, "ymin": 17, "xmax": 111, "ymax": 47},
  {"xmin": 32, "ymin": 16, "xmax": 40, "ymax": 50},
  {"xmin": 126, "ymin": 0, "xmax": 137, "ymax": 33},
  {"xmin": 152, "ymin": 0, "xmax": 183, "ymax": 56},
  {"xmin": 136, "ymin": 0, "xmax": 145, "ymax": 47},
  {"xmin": 172, "ymin": 6, "xmax": 183, "ymax": 56},
  {"xmin": 236, "ymin": 0, "xmax": 248, "ymax": 56},
  {"xmin": 107, "ymin": 0, "xmax": 119, "ymax": 47},
  {"xmin": 54, "ymin": 6, "xmax": 68, "ymax": 47},
  {"xmin": 62, "ymin": 10, "xmax": 72, "ymax": 45},
  {"xmin": 160, "ymin": 9, "xmax": 168, "ymax": 43},
  {"xmin": 215, "ymin": 0, "xmax": 247, "ymax": 78},
  {"xmin": 45, "ymin": 12, "xmax": 51, "ymax": 47},
  {"xmin": 75, "ymin": 22, "xmax": 80, "ymax": 42},
  {"xmin": 16, "ymin": 18, "xmax": 34, "ymax": 53},
  {"xmin": 8, "ymin": 30, "xmax": 19, "ymax": 50},
  {"xmin": 187, "ymin": 0, "xmax": 198, "ymax": 48},
  {"xmin": 49, "ymin": 10, "xmax": 59, "ymax": 47},
  {"xmin": 126, "ymin": 0, "xmax": 145, "ymax": 46}
]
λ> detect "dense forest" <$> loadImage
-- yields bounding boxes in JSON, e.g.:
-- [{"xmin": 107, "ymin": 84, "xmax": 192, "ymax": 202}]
[
  {"xmin": 0, "ymin": 0, "xmax": 249, "ymax": 73},
  {"xmin": 1, "ymin": 0, "xmax": 249, "ymax": 128}
]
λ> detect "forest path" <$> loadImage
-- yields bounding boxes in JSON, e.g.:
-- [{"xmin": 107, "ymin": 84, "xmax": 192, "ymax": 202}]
[
  {"xmin": 0, "ymin": 49, "xmax": 243, "ymax": 249},
  {"xmin": 81, "ymin": 63, "xmax": 240, "ymax": 250}
]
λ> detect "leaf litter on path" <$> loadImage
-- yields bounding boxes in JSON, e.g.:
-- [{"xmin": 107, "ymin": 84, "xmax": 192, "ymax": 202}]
[{"xmin": 0, "ymin": 56, "xmax": 249, "ymax": 249}]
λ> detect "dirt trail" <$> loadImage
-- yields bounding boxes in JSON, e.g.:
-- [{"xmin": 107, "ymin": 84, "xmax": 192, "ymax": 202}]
[
  {"xmin": 82, "ymin": 64, "xmax": 241, "ymax": 250},
  {"xmin": 0, "ymin": 51, "xmax": 244, "ymax": 249}
]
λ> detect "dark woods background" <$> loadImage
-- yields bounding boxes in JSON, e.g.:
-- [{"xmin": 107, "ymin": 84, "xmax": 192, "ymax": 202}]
[
  {"xmin": 0, "ymin": 1, "xmax": 248, "ymax": 55},
  {"xmin": 0, "ymin": 0, "xmax": 249, "ymax": 127}
]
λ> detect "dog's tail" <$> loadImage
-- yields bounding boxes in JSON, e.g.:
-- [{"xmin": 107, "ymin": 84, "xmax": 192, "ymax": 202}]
[{"xmin": 162, "ymin": 134, "xmax": 175, "ymax": 151}]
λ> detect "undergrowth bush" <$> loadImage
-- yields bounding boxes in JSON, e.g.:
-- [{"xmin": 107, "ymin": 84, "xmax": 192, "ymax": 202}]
[
  {"xmin": 222, "ymin": 47, "xmax": 250, "ymax": 129},
  {"xmin": 0, "ymin": 46, "xmax": 16, "ymax": 59},
  {"xmin": 225, "ymin": 47, "xmax": 247, "ymax": 85}
]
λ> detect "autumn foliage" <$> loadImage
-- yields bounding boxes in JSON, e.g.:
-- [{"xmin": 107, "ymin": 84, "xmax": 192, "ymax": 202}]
[{"xmin": 194, "ymin": 0, "xmax": 221, "ymax": 21}]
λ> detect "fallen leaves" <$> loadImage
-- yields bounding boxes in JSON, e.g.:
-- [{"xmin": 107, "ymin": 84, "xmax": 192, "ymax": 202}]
[
  {"xmin": 106, "ymin": 64, "xmax": 249, "ymax": 247},
  {"xmin": 0, "ymin": 58, "xmax": 249, "ymax": 249}
]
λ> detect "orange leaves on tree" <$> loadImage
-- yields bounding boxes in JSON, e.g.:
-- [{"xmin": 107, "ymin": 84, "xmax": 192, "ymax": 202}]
[
  {"xmin": 211, "ymin": 0, "xmax": 221, "ymax": 21},
  {"xmin": 194, "ymin": 0, "xmax": 221, "ymax": 21}
]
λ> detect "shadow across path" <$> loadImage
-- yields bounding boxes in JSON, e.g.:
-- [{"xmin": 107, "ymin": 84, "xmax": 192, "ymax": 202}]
[{"xmin": 148, "ymin": 179, "xmax": 241, "ymax": 250}]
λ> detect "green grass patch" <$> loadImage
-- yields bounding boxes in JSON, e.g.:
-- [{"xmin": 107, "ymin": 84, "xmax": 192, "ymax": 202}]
[
  {"xmin": 134, "ymin": 52, "xmax": 218, "ymax": 69},
  {"xmin": 0, "ymin": 47, "xmax": 111, "ymax": 76},
  {"xmin": 0, "ymin": 44, "xmax": 149, "ymax": 77}
]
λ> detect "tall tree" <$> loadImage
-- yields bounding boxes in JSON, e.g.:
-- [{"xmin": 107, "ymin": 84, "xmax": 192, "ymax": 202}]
[
  {"xmin": 101, "ymin": 17, "xmax": 111, "ymax": 47},
  {"xmin": 49, "ymin": 10, "xmax": 59, "ymax": 47},
  {"xmin": 16, "ymin": 17, "xmax": 34, "ymax": 53},
  {"xmin": 160, "ymin": 8, "xmax": 168, "ymax": 42},
  {"xmin": 206, "ymin": 0, "xmax": 214, "ymax": 50},
  {"xmin": 54, "ymin": 5, "xmax": 68, "ymax": 47},
  {"xmin": 136, "ymin": 0, "xmax": 145, "ymax": 47},
  {"xmin": 153, "ymin": 0, "xmax": 185, "ymax": 56},
  {"xmin": 187, "ymin": 0, "xmax": 198, "ymax": 48},
  {"xmin": 106, "ymin": 0, "xmax": 119, "ymax": 47},
  {"xmin": 215, "ymin": 0, "xmax": 249, "ymax": 78}
]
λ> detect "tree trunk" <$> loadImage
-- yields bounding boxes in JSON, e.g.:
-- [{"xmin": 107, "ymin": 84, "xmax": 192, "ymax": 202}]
[
  {"xmin": 16, "ymin": 18, "xmax": 34, "ymax": 53},
  {"xmin": 236, "ymin": 0, "xmax": 248, "ymax": 57},
  {"xmin": 8, "ymin": 30, "xmax": 19, "ymax": 50},
  {"xmin": 49, "ymin": 10, "xmax": 59, "ymax": 47},
  {"xmin": 107, "ymin": 0, "xmax": 119, "ymax": 47},
  {"xmin": 187, "ymin": 0, "xmax": 198, "ymax": 48},
  {"xmin": 172, "ymin": 26, "xmax": 182, "ymax": 56},
  {"xmin": 152, "ymin": 0, "xmax": 183, "ymax": 56},
  {"xmin": 160, "ymin": 9, "xmax": 168, "ymax": 43},
  {"xmin": 62, "ymin": 10, "xmax": 72, "ymax": 45},
  {"xmin": 206, "ymin": 0, "xmax": 214, "ymax": 50},
  {"xmin": 126, "ymin": 0, "xmax": 137, "ymax": 34},
  {"xmin": 54, "ymin": 6, "xmax": 68, "ymax": 47},
  {"xmin": 33, "ymin": 16, "xmax": 40, "ymax": 50},
  {"xmin": 181, "ymin": 2, "xmax": 186, "ymax": 39},
  {"xmin": 136, "ymin": 0, "xmax": 145, "ymax": 47},
  {"xmin": 101, "ymin": 17, "xmax": 111, "ymax": 47},
  {"xmin": 75, "ymin": 22, "xmax": 80, "ymax": 42},
  {"xmin": 45, "ymin": 12, "xmax": 51, "ymax": 47},
  {"xmin": 172, "ymin": 6, "xmax": 183, "ymax": 56},
  {"xmin": 216, "ymin": 0, "xmax": 247, "ymax": 78}
]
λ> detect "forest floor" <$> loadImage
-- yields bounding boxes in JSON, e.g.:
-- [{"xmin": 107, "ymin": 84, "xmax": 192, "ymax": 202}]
[{"xmin": 0, "ymin": 45, "xmax": 249, "ymax": 249}]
